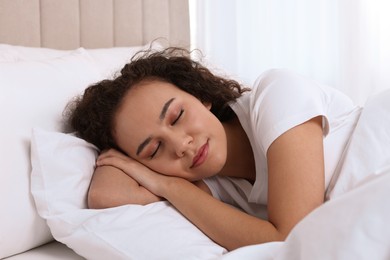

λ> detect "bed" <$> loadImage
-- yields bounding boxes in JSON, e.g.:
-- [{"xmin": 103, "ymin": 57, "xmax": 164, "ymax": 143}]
[{"xmin": 1, "ymin": 0, "xmax": 390, "ymax": 259}]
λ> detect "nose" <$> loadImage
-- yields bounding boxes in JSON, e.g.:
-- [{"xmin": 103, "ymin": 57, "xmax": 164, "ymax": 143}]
[{"xmin": 171, "ymin": 133, "xmax": 193, "ymax": 158}]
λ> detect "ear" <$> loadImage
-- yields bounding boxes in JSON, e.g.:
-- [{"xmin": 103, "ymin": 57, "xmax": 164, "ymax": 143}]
[{"xmin": 203, "ymin": 102, "xmax": 212, "ymax": 110}]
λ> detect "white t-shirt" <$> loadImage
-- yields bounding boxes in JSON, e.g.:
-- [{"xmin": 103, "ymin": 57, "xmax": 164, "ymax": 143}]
[{"xmin": 204, "ymin": 69, "xmax": 362, "ymax": 219}]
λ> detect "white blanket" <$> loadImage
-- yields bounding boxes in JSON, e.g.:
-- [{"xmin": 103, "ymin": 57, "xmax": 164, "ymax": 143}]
[{"xmin": 221, "ymin": 89, "xmax": 390, "ymax": 259}]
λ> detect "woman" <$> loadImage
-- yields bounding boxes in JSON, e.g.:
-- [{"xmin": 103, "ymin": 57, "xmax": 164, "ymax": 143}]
[{"xmin": 67, "ymin": 47, "xmax": 361, "ymax": 250}]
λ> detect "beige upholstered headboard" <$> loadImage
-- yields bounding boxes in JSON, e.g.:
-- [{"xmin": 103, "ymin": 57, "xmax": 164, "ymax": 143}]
[{"xmin": 0, "ymin": 0, "xmax": 190, "ymax": 49}]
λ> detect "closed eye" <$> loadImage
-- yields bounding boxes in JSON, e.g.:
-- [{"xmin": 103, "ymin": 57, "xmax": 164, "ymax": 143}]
[
  {"xmin": 150, "ymin": 109, "xmax": 183, "ymax": 159},
  {"xmin": 171, "ymin": 109, "xmax": 184, "ymax": 125},
  {"xmin": 150, "ymin": 141, "xmax": 161, "ymax": 159}
]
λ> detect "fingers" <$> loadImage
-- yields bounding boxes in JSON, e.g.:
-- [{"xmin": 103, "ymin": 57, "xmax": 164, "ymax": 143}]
[
  {"xmin": 96, "ymin": 149, "xmax": 147, "ymax": 182},
  {"xmin": 94, "ymin": 149, "xmax": 174, "ymax": 198},
  {"xmin": 98, "ymin": 149, "xmax": 127, "ymax": 161},
  {"xmin": 96, "ymin": 149, "xmax": 132, "ymax": 168}
]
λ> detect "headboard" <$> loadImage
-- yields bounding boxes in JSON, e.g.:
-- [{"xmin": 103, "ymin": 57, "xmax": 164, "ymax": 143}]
[{"xmin": 0, "ymin": 0, "xmax": 190, "ymax": 49}]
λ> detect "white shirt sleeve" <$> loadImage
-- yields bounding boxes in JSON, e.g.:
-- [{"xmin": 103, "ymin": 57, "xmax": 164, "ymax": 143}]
[{"xmin": 249, "ymin": 69, "xmax": 330, "ymax": 154}]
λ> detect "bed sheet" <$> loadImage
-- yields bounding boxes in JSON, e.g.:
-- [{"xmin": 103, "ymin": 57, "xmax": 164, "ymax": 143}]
[
  {"xmin": 4, "ymin": 241, "xmax": 83, "ymax": 260},
  {"xmin": 220, "ymin": 170, "xmax": 390, "ymax": 259}
]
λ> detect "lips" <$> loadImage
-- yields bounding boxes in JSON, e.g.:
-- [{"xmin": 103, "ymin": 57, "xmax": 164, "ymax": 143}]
[{"xmin": 191, "ymin": 141, "xmax": 209, "ymax": 168}]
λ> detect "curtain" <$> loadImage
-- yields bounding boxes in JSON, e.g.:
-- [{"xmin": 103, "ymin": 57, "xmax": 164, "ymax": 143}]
[{"xmin": 190, "ymin": 0, "xmax": 390, "ymax": 105}]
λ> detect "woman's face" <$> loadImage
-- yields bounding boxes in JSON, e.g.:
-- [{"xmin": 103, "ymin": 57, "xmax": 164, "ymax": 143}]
[{"xmin": 113, "ymin": 80, "xmax": 228, "ymax": 181}]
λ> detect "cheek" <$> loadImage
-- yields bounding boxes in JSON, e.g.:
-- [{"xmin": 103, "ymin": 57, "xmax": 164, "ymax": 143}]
[{"xmin": 188, "ymin": 109, "xmax": 218, "ymax": 130}]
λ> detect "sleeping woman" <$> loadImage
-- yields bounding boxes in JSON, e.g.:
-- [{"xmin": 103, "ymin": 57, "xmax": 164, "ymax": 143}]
[{"xmin": 66, "ymin": 47, "xmax": 361, "ymax": 250}]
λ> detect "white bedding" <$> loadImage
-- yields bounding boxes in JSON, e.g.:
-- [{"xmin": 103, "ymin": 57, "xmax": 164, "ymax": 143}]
[
  {"xmin": 2, "ymin": 44, "xmax": 390, "ymax": 259},
  {"xmin": 220, "ymin": 170, "xmax": 390, "ymax": 259},
  {"xmin": 5, "ymin": 241, "xmax": 83, "ymax": 260}
]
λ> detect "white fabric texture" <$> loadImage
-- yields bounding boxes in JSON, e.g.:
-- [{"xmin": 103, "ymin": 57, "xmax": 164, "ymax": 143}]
[
  {"xmin": 220, "ymin": 242, "xmax": 284, "ymax": 260},
  {"xmin": 276, "ymin": 170, "xmax": 390, "ymax": 260},
  {"xmin": 204, "ymin": 69, "xmax": 361, "ymax": 209},
  {"xmin": 0, "ymin": 44, "xmax": 73, "ymax": 61},
  {"xmin": 219, "ymin": 170, "xmax": 390, "ymax": 260},
  {"xmin": 87, "ymin": 44, "xmax": 163, "ymax": 79},
  {"xmin": 4, "ymin": 241, "xmax": 84, "ymax": 260},
  {"xmin": 0, "ymin": 43, "xmax": 161, "ymax": 258},
  {"xmin": 30, "ymin": 128, "xmax": 227, "ymax": 259},
  {"xmin": 326, "ymin": 88, "xmax": 390, "ymax": 198},
  {"xmin": 192, "ymin": 0, "xmax": 390, "ymax": 106},
  {"xmin": 0, "ymin": 49, "xmax": 103, "ymax": 258},
  {"xmin": 0, "ymin": 43, "xmax": 158, "ymax": 78}
]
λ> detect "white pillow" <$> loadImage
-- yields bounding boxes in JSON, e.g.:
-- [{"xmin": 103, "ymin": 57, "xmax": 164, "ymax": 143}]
[
  {"xmin": 30, "ymin": 128, "xmax": 227, "ymax": 259},
  {"xmin": 0, "ymin": 49, "xmax": 103, "ymax": 258},
  {"xmin": 0, "ymin": 43, "xmax": 162, "ymax": 78},
  {"xmin": 87, "ymin": 44, "xmax": 161, "ymax": 79},
  {"xmin": 0, "ymin": 44, "xmax": 71, "ymax": 61},
  {"xmin": 0, "ymin": 49, "xmax": 20, "ymax": 62}
]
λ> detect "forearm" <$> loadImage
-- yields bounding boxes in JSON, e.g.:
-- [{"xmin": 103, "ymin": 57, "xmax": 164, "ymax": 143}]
[
  {"xmin": 163, "ymin": 178, "xmax": 283, "ymax": 251},
  {"xmin": 88, "ymin": 166, "xmax": 162, "ymax": 209}
]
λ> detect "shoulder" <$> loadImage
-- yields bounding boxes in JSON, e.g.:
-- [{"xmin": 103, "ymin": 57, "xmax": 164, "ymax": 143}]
[
  {"xmin": 251, "ymin": 68, "xmax": 321, "ymax": 98},
  {"xmin": 249, "ymin": 68, "xmax": 331, "ymax": 120},
  {"xmin": 245, "ymin": 69, "xmax": 330, "ymax": 153},
  {"xmin": 254, "ymin": 68, "xmax": 296, "ymax": 84},
  {"xmin": 248, "ymin": 69, "xmax": 328, "ymax": 115}
]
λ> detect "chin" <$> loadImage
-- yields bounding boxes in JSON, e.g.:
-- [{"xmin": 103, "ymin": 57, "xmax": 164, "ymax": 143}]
[
  {"xmin": 202, "ymin": 163, "xmax": 225, "ymax": 179},
  {"xmin": 212, "ymin": 153, "xmax": 227, "ymax": 173}
]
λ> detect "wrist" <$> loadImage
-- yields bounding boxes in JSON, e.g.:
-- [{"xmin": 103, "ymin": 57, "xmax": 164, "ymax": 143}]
[{"xmin": 161, "ymin": 177, "xmax": 191, "ymax": 200}]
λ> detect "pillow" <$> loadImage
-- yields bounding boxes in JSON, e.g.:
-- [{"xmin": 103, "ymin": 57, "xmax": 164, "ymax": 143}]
[
  {"xmin": 0, "ymin": 44, "xmax": 71, "ymax": 62},
  {"xmin": 0, "ymin": 42, "xmax": 163, "ymax": 78},
  {"xmin": 0, "ymin": 49, "xmax": 20, "ymax": 62},
  {"xmin": 87, "ymin": 43, "xmax": 163, "ymax": 79},
  {"xmin": 0, "ymin": 49, "xmax": 103, "ymax": 258},
  {"xmin": 30, "ymin": 128, "xmax": 227, "ymax": 259}
]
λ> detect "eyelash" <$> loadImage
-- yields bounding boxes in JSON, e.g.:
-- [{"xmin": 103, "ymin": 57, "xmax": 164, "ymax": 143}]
[
  {"xmin": 171, "ymin": 109, "xmax": 184, "ymax": 125},
  {"xmin": 150, "ymin": 109, "xmax": 184, "ymax": 159},
  {"xmin": 150, "ymin": 142, "xmax": 161, "ymax": 159}
]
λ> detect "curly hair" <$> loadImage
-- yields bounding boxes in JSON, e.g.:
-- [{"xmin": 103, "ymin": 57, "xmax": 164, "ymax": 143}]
[{"xmin": 66, "ymin": 46, "xmax": 249, "ymax": 151}]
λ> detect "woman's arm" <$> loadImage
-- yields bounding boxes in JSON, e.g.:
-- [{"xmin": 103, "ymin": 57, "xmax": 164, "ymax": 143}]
[
  {"xmin": 97, "ymin": 117, "xmax": 325, "ymax": 250},
  {"xmin": 266, "ymin": 116, "xmax": 325, "ymax": 236},
  {"xmin": 87, "ymin": 165, "xmax": 163, "ymax": 209},
  {"xmin": 87, "ymin": 165, "xmax": 212, "ymax": 209}
]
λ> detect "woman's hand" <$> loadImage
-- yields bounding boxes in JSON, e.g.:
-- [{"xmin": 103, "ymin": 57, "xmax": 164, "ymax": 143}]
[
  {"xmin": 88, "ymin": 165, "xmax": 163, "ymax": 208},
  {"xmin": 96, "ymin": 149, "xmax": 176, "ymax": 198}
]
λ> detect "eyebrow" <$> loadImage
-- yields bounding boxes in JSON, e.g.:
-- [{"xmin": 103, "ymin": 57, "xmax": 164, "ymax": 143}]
[
  {"xmin": 136, "ymin": 98, "xmax": 175, "ymax": 156},
  {"xmin": 160, "ymin": 97, "xmax": 175, "ymax": 120},
  {"xmin": 136, "ymin": 136, "xmax": 152, "ymax": 156}
]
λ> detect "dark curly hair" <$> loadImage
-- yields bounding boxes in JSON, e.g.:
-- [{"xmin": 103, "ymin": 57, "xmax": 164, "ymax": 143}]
[{"xmin": 65, "ymin": 46, "xmax": 249, "ymax": 151}]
